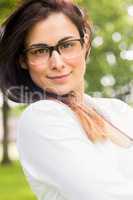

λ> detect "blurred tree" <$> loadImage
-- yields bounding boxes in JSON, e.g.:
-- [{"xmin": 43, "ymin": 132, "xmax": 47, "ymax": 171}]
[
  {"xmin": 78, "ymin": 0, "xmax": 133, "ymax": 104},
  {"xmin": 1, "ymin": 94, "xmax": 11, "ymax": 165},
  {"xmin": 0, "ymin": 25, "xmax": 11, "ymax": 165}
]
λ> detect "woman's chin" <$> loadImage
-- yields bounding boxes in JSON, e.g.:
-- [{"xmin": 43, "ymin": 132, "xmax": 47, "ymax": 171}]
[{"xmin": 46, "ymin": 88, "xmax": 72, "ymax": 97}]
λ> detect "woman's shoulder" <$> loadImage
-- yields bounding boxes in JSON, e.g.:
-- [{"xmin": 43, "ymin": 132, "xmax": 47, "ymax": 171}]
[
  {"xmin": 20, "ymin": 99, "xmax": 72, "ymax": 119},
  {"xmin": 18, "ymin": 99, "xmax": 86, "ymax": 140},
  {"xmin": 27, "ymin": 98, "xmax": 70, "ymax": 109}
]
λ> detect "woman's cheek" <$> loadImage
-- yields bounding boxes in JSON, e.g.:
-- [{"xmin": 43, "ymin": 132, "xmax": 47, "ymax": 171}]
[
  {"xmin": 29, "ymin": 64, "xmax": 46, "ymax": 73},
  {"xmin": 66, "ymin": 56, "xmax": 83, "ymax": 69}
]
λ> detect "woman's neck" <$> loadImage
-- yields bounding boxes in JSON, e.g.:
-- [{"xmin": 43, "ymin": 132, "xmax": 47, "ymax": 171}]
[{"xmin": 73, "ymin": 80, "xmax": 85, "ymax": 105}]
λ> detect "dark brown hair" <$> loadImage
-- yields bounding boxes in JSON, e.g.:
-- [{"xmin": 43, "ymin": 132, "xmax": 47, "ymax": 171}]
[{"xmin": 0, "ymin": 0, "xmax": 92, "ymax": 103}]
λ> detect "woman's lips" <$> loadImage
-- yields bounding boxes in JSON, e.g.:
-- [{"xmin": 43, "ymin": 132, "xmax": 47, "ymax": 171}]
[{"xmin": 47, "ymin": 72, "xmax": 71, "ymax": 83}]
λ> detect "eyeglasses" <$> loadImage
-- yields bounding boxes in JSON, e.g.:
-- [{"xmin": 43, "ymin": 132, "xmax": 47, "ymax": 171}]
[{"xmin": 23, "ymin": 38, "xmax": 84, "ymax": 65}]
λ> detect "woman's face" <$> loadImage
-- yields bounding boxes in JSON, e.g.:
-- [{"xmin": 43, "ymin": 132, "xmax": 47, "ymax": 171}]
[{"xmin": 24, "ymin": 12, "xmax": 88, "ymax": 96}]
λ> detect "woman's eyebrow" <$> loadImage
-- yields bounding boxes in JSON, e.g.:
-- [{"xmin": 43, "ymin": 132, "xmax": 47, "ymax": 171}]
[
  {"xmin": 27, "ymin": 43, "xmax": 49, "ymax": 49},
  {"xmin": 58, "ymin": 36, "xmax": 75, "ymax": 43},
  {"xmin": 28, "ymin": 36, "xmax": 75, "ymax": 48}
]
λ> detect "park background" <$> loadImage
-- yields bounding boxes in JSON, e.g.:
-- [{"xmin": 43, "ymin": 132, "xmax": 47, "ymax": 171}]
[{"xmin": 0, "ymin": 0, "xmax": 133, "ymax": 200}]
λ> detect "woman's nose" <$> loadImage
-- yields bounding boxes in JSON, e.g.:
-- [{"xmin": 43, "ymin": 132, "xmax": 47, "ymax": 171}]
[{"xmin": 49, "ymin": 50, "xmax": 65, "ymax": 71}]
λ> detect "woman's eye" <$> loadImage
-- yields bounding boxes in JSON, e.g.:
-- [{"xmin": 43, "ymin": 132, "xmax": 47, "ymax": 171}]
[
  {"xmin": 31, "ymin": 48, "xmax": 49, "ymax": 55},
  {"xmin": 60, "ymin": 42, "xmax": 75, "ymax": 49}
]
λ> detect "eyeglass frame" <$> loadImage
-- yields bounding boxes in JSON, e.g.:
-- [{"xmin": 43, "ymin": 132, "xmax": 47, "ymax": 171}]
[{"xmin": 23, "ymin": 37, "xmax": 84, "ymax": 59}]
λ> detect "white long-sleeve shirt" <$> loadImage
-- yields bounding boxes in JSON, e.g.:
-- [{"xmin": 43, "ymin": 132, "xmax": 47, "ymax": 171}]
[{"xmin": 17, "ymin": 94, "xmax": 133, "ymax": 200}]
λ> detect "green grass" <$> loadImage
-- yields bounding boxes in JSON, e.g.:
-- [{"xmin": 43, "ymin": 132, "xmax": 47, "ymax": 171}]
[{"xmin": 0, "ymin": 161, "xmax": 37, "ymax": 200}]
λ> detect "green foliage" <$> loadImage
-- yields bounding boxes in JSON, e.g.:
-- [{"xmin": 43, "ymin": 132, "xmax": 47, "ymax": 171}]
[
  {"xmin": 0, "ymin": 0, "xmax": 17, "ymax": 23},
  {"xmin": 0, "ymin": 161, "xmax": 36, "ymax": 200},
  {"xmin": 80, "ymin": 0, "xmax": 133, "ymax": 99}
]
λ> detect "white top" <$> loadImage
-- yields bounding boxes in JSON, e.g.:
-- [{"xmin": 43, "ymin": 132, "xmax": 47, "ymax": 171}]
[{"xmin": 17, "ymin": 94, "xmax": 133, "ymax": 200}]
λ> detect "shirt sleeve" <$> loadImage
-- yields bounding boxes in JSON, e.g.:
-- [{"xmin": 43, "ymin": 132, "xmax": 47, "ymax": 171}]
[{"xmin": 17, "ymin": 100, "xmax": 95, "ymax": 200}]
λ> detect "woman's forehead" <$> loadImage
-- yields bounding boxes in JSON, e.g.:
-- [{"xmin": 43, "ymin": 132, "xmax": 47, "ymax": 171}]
[{"xmin": 26, "ymin": 12, "xmax": 80, "ymax": 46}]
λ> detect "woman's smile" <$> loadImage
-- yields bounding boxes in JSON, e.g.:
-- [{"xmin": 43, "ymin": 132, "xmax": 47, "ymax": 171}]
[{"xmin": 47, "ymin": 72, "xmax": 72, "ymax": 83}]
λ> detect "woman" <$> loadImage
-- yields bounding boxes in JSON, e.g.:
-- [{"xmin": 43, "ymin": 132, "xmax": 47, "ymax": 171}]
[{"xmin": 0, "ymin": 0, "xmax": 133, "ymax": 199}]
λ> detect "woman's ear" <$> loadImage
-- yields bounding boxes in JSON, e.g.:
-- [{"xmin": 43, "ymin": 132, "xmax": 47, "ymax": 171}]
[
  {"xmin": 84, "ymin": 34, "xmax": 91, "ymax": 49},
  {"xmin": 83, "ymin": 33, "xmax": 91, "ymax": 58},
  {"xmin": 19, "ymin": 55, "xmax": 28, "ymax": 70}
]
